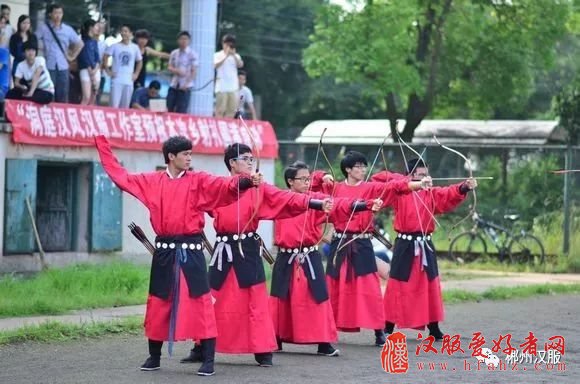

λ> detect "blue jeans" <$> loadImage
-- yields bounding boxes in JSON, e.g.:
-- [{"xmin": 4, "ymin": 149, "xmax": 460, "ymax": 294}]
[
  {"xmin": 49, "ymin": 69, "xmax": 70, "ymax": 103},
  {"xmin": 166, "ymin": 87, "xmax": 191, "ymax": 114}
]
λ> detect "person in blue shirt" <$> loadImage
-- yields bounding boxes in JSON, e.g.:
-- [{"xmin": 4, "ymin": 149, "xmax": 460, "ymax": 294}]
[
  {"xmin": 78, "ymin": 19, "xmax": 100, "ymax": 105},
  {"xmin": 131, "ymin": 80, "xmax": 160, "ymax": 110}
]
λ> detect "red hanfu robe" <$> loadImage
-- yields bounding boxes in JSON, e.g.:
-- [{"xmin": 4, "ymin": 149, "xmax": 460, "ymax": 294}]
[
  {"xmin": 208, "ymin": 183, "xmax": 313, "ymax": 354},
  {"xmin": 311, "ymin": 171, "xmax": 412, "ymax": 332},
  {"xmin": 373, "ymin": 180, "xmax": 467, "ymax": 330},
  {"xmin": 95, "ymin": 136, "xmax": 245, "ymax": 342},
  {"xmin": 270, "ymin": 193, "xmax": 371, "ymax": 344}
]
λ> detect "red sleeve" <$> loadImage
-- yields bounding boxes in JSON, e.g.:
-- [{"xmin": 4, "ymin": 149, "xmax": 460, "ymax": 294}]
[
  {"xmin": 94, "ymin": 135, "xmax": 152, "ymax": 206},
  {"xmin": 258, "ymin": 183, "xmax": 310, "ymax": 220},
  {"xmin": 370, "ymin": 170, "xmax": 406, "ymax": 183},
  {"xmin": 195, "ymin": 172, "xmax": 245, "ymax": 212},
  {"xmin": 310, "ymin": 170, "xmax": 333, "ymax": 194},
  {"xmin": 366, "ymin": 178, "xmax": 411, "ymax": 206},
  {"xmin": 430, "ymin": 183, "xmax": 468, "ymax": 214}
]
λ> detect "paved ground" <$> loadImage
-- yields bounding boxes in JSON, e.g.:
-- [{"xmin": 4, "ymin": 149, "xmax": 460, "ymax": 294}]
[
  {"xmin": 2, "ymin": 269, "xmax": 579, "ymax": 332},
  {"xmin": 0, "ymin": 294, "xmax": 577, "ymax": 384}
]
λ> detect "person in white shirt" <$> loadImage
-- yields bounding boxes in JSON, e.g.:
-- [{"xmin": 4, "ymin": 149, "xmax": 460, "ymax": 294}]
[
  {"xmin": 6, "ymin": 40, "xmax": 54, "ymax": 104},
  {"xmin": 167, "ymin": 31, "xmax": 198, "ymax": 114},
  {"xmin": 102, "ymin": 24, "xmax": 142, "ymax": 109},
  {"xmin": 237, "ymin": 70, "xmax": 256, "ymax": 120},
  {"xmin": 214, "ymin": 34, "xmax": 243, "ymax": 118}
]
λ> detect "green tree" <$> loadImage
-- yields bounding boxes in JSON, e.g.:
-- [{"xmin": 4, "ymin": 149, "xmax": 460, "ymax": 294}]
[{"xmin": 304, "ymin": 0, "xmax": 571, "ymax": 141}]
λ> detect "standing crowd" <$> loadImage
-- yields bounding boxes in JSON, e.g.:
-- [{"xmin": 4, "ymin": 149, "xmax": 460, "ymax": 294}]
[{"xmin": 1, "ymin": 3, "xmax": 257, "ymax": 119}]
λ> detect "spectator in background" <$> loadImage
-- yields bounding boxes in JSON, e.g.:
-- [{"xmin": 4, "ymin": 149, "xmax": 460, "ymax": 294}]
[
  {"xmin": 131, "ymin": 80, "xmax": 160, "ymax": 110},
  {"xmin": 0, "ymin": 4, "xmax": 12, "ymax": 48},
  {"xmin": 134, "ymin": 29, "xmax": 170, "ymax": 89},
  {"xmin": 103, "ymin": 24, "xmax": 142, "ymax": 109},
  {"xmin": 6, "ymin": 41, "xmax": 54, "ymax": 104},
  {"xmin": 10, "ymin": 15, "xmax": 38, "ymax": 81},
  {"xmin": 167, "ymin": 31, "xmax": 197, "ymax": 114},
  {"xmin": 214, "ymin": 34, "xmax": 243, "ymax": 118},
  {"xmin": 96, "ymin": 18, "xmax": 108, "ymax": 105},
  {"xmin": 237, "ymin": 70, "xmax": 256, "ymax": 120},
  {"xmin": 0, "ymin": 30, "xmax": 9, "ymax": 101},
  {"xmin": 36, "ymin": 3, "xmax": 84, "ymax": 103},
  {"xmin": 78, "ymin": 19, "xmax": 100, "ymax": 105}
]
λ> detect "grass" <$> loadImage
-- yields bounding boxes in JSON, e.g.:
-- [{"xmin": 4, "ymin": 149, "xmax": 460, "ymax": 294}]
[
  {"xmin": 0, "ymin": 262, "xmax": 150, "ymax": 318},
  {"xmin": 0, "ymin": 316, "xmax": 142, "ymax": 345},
  {"xmin": 443, "ymin": 283, "xmax": 580, "ymax": 304}
]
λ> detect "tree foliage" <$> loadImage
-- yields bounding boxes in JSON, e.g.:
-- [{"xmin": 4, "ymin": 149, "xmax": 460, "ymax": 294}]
[{"xmin": 304, "ymin": 0, "xmax": 572, "ymax": 141}]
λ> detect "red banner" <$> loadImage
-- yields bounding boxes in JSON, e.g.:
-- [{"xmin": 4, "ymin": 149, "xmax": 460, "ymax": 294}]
[{"xmin": 5, "ymin": 100, "xmax": 279, "ymax": 158}]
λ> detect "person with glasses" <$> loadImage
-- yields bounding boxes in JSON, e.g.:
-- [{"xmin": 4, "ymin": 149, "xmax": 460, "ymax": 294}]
[
  {"xmin": 180, "ymin": 143, "xmax": 331, "ymax": 368},
  {"xmin": 311, "ymin": 150, "xmax": 432, "ymax": 347},
  {"xmin": 270, "ymin": 161, "xmax": 386, "ymax": 357},
  {"xmin": 371, "ymin": 158, "xmax": 477, "ymax": 341},
  {"xmin": 93, "ymin": 135, "xmax": 261, "ymax": 376}
]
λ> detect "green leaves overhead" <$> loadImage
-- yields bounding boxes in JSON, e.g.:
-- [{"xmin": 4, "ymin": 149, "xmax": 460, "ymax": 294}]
[{"xmin": 304, "ymin": 0, "xmax": 572, "ymax": 140}]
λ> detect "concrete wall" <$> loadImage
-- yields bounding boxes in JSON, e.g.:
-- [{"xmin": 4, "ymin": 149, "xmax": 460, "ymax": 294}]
[
  {"xmin": 0, "ymin": 131, "xmax": 276, "ymax": 272},
  {"xmin": 3, "ymin": 1, "xmax": 29, "ymax": 27}
]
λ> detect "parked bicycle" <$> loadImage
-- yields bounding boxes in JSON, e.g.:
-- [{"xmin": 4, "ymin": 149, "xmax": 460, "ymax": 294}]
[{"xmin": 448, "ymin": 211, "xmax": 545, "ymax": 266}]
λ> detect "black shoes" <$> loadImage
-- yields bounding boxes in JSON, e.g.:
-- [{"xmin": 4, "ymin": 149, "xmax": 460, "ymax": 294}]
[
  {"xmin": 180, "ymin": 344, "xmax": 203, "ymax": 364},
  {"xmin": 428, "ymin": 322, "xmax": 445, "ymax": 341},
  {"xmin": 197, "ymin": 338, "xmax": 216, "ymax": 376},
  {"xmin": 317, "ymin": 343, "xmax": 340, "ymax": 357},
  {"xmin": 255, "ymin": 352, "xmax": 273, "ymax": 367},
  {"xmin": 374, "ymin": 329, "xmax": 386, "ymax": 346},
  {"xmin": 384, "ymin": 322, "xmax": 395, "ymax": 335},
  {"xmin": 140, "ymin": 356, "xmax": 160, "ymax": 371}
]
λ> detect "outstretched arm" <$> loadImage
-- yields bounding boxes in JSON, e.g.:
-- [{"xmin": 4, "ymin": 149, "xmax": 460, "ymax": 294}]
[
  {"xmin": 94, "ymin": 135, "xmax": 152, "ymax": 206},
  {"xmin": 195, "ymin": 171, "xmax": 255, "ymax": 212}
]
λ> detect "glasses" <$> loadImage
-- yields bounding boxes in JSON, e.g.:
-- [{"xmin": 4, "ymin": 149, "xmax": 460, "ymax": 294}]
[
  {"xmin": 293, "ymin": 177, "xmax": 311, "ymax": 182},
  {"xmin": 235, "ymin": 156, "xmax": 255, "ymax": 164}
]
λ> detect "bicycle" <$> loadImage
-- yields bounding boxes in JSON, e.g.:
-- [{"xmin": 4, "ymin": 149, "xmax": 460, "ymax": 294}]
[{"xmin": 448, "ymin": 211, "xmax": 545, "ymax": 266}]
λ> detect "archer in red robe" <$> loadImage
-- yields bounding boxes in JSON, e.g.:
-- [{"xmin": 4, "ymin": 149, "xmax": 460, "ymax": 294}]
[
  {"xmin": 270, "ymin": 161, "xmax": 383, "ymax": 357},
  {"xmin": 180, "ymin": 143, "xmax": 330, "ymax": 368},
  {"xmin": 311, "ymin": 150, "xmax": 428, "ymax": 346},
  {"xmin": 94, "ymin": 135, "xmax": 255, "ymax": 376},
  {"xmin": 372, "ymin": 158, "xmax": 477, "ymax": 339}
]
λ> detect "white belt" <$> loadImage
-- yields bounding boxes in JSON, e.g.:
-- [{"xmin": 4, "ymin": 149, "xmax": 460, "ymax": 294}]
[
  {"xmin": 288, "ymin": 251, "xmax": 317, "ymax": 280},
  {"xmin": 279, "ymin": 245, "xmax": 318, "ymax": 254},
  {"xmin": 209, "ymin": 242, "xmax": 233, "ymax": 271},
  {"xmin": 156, "ymin": 242, "xmax": 203, "ymax": 251},
  {"xmin": 216, "ymin": 232, "xmax": 254, "ymax": 242},
  {"xmin": 397, "ymin": 233, "xmax": 432, "ymax": 241},
  {"xmin": 333, "ymin": 233, "xmax": 372, "ymax": 239},
  {"xmin": 396, "ymin": 233, "xmax": 431, "ymax": 268}
]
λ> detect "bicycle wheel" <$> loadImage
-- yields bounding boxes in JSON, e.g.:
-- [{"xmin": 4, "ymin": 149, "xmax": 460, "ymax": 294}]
[
  {"xmin": 508, "ymin": 234, "xmax": 545, "ymax": 266},
  {"xmin": 448, "ymin": 231, "xmax": 488, "ymax": 263}
]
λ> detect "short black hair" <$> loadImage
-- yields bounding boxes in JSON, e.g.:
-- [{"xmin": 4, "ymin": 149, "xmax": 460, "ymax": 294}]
[
  {"xmin": 22, "ymin": 40, "xmax": 38, "ymax": 53},
  {"xmin": 1, "ymin": 4, "xmax": 10, "ymax": 11},
  {"xmin": 120, "ymin": 23, "xmax": 133, "ymax": 32},
  {"xmin": 284, "ymin": 161, "xmax": 309, "ymax": 188},
  {"xmin": 340, "ymin": 151, "xmax": 368, "ymax": 177},
  {"xmin": 177, "ymin": 31, "xmax": 191, "ymax": 39},
  {"xmin": 222, "ymin": 34, "xmax": 236, "ymax": 45},
  {"xmin": 224, "ymin": 143, "xmax": 252, "ymax": 171},
  {"xmin": 238, "ymin": 69, "xmax": 247, "ymax": 77},
  {"xmin": 162, "ymin": 136, "xmax": 192, "ymax": 164},
  {"xmin": 47, "ymin": 3, "xmax": 63, "ymax": 14},
  {"xmin": 148, "ymin": 80, "xmax": 161, "ymax": 90},
  {"xmin": 406, "ymin": 158, "xmax": 427, "ymax": 175},
  {"xmin": 134, "ymin": 29, "xmax": 151, "ymax": 40}
]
